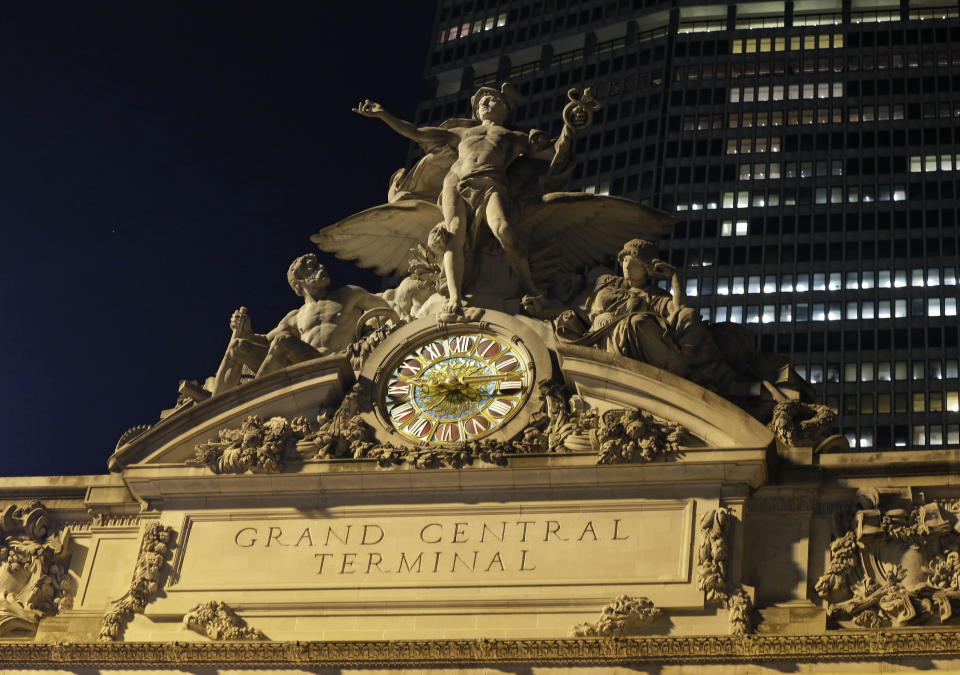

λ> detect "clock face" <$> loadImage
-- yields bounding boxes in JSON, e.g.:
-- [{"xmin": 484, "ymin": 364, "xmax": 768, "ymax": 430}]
[{"xmin": 381, "ymin": 332, "xmax": 532, "ymax": 444}]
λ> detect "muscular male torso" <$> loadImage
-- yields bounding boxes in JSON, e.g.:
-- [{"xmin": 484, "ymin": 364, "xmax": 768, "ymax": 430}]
[
  {"xmin": 283, "ymin": 287, "xmax": 369, "ymax": 354},
  {"xmin": 448, "ymin": 124, "xmax": 527, "ymax": 181}
]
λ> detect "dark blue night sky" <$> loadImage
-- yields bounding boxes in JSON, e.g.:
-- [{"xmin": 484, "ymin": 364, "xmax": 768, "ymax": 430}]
[{"xmin": 0, "ymin": 3, "xmax": 437, "ymax": 475}]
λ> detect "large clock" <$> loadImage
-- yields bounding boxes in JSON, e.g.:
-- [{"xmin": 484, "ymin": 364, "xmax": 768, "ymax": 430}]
[{"xmin": 359, "ymin": 311, "xmax": 552, "ymax": 446}]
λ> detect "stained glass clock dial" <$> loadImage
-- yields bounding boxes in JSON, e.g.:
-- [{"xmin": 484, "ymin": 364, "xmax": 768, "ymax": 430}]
[{"xmin": 381, "ymin": 332, "xmax": 532, "ymax": 444}]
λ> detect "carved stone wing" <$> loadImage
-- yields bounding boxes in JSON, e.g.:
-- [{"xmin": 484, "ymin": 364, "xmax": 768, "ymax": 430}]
[
  {"xmin": 519, "ymin": 193, "xmax": 677, "ymax": 271},
  {"xmin": 310, "ymin": 200, "xmax": 442, "ymax": 277}
]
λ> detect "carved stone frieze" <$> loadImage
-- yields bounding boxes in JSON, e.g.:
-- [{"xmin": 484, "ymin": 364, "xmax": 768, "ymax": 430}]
[
  {"xmin": 570, "ymin": 594, "xmax": 662, "ymax": 637},
  {"xmin": 0, "ymin": 501, "xmax": 73, "ymax": 636},
  {"xmin": 768, "ymin": 400, "xmax": 836, "ymax": 448},
  {"xmin": 183, "ymin": 601, "xmax": 266, "ymax": 641},
  {"xmin": 815, "ymin": 494, "xmax": 960, "ymax": 629},
  {"xmin": 697, "ymin": 507, "xmax": 755, "ymax": 635},
  {"xmin": 594, "ymin": 407, "xmax": 684, "ymax": 465},
  {"xmin": 100, "ymin": 522, "xmax": 174, "ymax": 641},
  {"xmin": 6, "ymin": 632, "xmax": 960, "ymax": 665},
  {"xmin": 186, "ymin": 415, "xmax": 310, "ymax": 474}
]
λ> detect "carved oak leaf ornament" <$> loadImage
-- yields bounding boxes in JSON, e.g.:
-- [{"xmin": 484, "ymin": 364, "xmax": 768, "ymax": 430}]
[
  {"xmin": 570, "ymin": 595, "xmax": 662, "ymax": 637},
  {"xmin": 183, "ymin": 601, "xmax": 266, "ymax": 641}
]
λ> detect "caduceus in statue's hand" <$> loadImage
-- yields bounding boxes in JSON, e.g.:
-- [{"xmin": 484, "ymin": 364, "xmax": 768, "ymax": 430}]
[{"xmin": 350, "ymin": 85, "xmax": 582, "ymax": 320}]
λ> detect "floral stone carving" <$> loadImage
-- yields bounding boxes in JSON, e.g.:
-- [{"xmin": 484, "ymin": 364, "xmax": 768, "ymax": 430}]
[
  {"xmin": 100, "ymin": 522, "xmax": 174, "ymax": 641},
  {"xmin": 768, "ymin": 400, "xmax": 836, "ymax": 448},
  {"xmin": 186, "ymin": 415, "xmax": 310, "ymax": 474},
  {"xmin": 0, "ymin": 501, "xmax": 73, "ymax": 636},
  {"xmin": 183, "ymin": 600, "xmax": 266, "ymax": 641},
  {"xmin": 815, "ymin": 494, "xmax": 960, "ymax": 629},
  {"xmin": 570, "ymin": 594, "xmax": 662, "ymax": 637},
  {"xmin": 697, "ymin": 507, "xmax": 755, "ymax": 636}
]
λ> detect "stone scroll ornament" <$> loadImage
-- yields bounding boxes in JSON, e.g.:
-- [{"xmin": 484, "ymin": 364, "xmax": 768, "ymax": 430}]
[
  {"xmin": 815, "ymin": 492, "xmax": 960, "ymax": 629},
  {"xmin": 100, "ymin": 522, "xmax": 174, "ymax": 641},
  {"xmin": 0, "ymin": 501, "xmax": 73, "ymax": 636},
  {"xmin": 183, "ymin": 601, "xmax": 266, "ymax": 641},
  {"xmin": 697, "ymin": 507, "xmax": 755, "ymax": 636},
  {"xmin": 570, "ymin": 594, "xmax": 662, "ymax": 637}
]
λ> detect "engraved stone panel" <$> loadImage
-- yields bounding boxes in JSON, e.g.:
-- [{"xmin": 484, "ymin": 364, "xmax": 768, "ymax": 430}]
[{"xmin": 169, "ymin": 500, "xmax": 695, "ymax": 604}]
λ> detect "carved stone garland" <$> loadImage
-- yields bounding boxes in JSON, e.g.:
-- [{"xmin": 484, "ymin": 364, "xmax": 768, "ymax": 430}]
[
  {"xmin": 183, "ymin": 600, "xmax": 266, "ymax": 641},
  {"xmin": 815, "ymin": 496, "xmax": 960, "ymax": 629},
  {"xmin": 186, "ymin": 382, "xmax": 688, "ymax": 473},
  {"xmin": 570, "ymin": 594, "xmax": 662, "ymax": 637},
  {"xmin": 100, "ymin": 522, "xmax": 175, "ymax": 641},
  {"xmin": 0, "ymin": 501, "xmax": 73, "ymax": 636},
  {"xmin": 768, "ymin": 400, "xmax": 836, "ymax": 448},
  {"xmin": 696, "ymin": 507, "xmax": 754, "ymax": 636}
]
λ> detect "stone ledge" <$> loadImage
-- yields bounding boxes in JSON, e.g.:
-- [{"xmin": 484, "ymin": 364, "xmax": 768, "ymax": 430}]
[{"xmin": 4, "ymin": 631, "xmax": 960, "ymax": 666}]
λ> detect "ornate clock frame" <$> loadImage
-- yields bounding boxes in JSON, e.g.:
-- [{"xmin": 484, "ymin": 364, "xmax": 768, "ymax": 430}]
[{"xmin": 358, "ymin": 310, "xmax": 553, "ymax": 448}]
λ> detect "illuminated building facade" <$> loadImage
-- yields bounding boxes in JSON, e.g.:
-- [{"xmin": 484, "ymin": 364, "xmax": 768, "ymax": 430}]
[{"xmin": 417, "ymin": 0, "xmax": 960, "ymax": 451}]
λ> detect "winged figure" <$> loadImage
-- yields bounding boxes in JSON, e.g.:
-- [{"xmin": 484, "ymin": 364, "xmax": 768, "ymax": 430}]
[{"xmin": 312, "ymin": 84, "xmax": 675, "ymax": 319}]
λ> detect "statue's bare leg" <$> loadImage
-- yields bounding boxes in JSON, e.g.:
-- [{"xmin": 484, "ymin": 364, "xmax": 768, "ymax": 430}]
[
  {"xmin": 212, "ymin": 338, "xmax": 269, "ymax": 395},
  {"xmin": 256, "ymin": 334, "xmax": 323, "ymax": 378},
  {"xmin": 440, "ymin": 181, "xmax": 468, "ymax": 315},
  {"xmin": 486, "ymin": 193, "xmax": 539, "ymax": 295}
]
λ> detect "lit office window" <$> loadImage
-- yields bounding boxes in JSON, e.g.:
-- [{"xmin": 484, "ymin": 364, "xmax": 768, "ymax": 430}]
[
  {"xmin": 699, "ymin": 307, "xmax": 711, "ymax": 321},
  {"xmin": 828, "ymin": 303, "xmax": 841, "ymax": 320},
  {"xmin": 861, "ymin": 363, "xmax": 874, "ymax": 382},
  {"xmin": 879, "ymin": 271, "xmax": 891, "ymax": 288},
  {"xmin": 796, "ymin": 275, "xmax": 809, "ymax": 292},
  {"xmin": 715, "ymin": 306, "xmax": 728, "ymax": 321},
  {"xmin": 845, "ymin": 272, "xmax": 858, "ymax": 289},
  {"xmin": 895, "ymin": 361, "xmax": 909, "ymax": 380},
  {"xmin": 846, "ymin": 302, "xmax": 858, "ymax": 319},
  {"xmin": 894, "ymin": 270, "xmax": 907, "ymax": 288},
  {"xmin": 862, "ymin": 301, "xmax": 874, "ymax": 319},
  {"xmin": 946, "ymin": 298, "xmax": 957, "ymax": 316},
  {"xmin": 730, "ymin": 306, "xmax": 743, "ymax": 323},
  {"xmin": 809, "ymin": 365, "xmax": 823, "ymax": 383},
  {"xmin": 914, "ymin": 362, "xmax": 926, "ymax": 380},
  {"xmin": 732, "ymin": 277, "xmax": 745, "ymax": 294},
  {"xmin": 895, "ymin": 300, "xmax": 907, "ymax": 318},
  {"xmin": 748, "ymin": 276, "xmax": 761, "ymax": 293},
  {"xmin": 796, "ymin": 303, "xmax": 808, "ymax": 321},
  {"xmin": 911, "ymin": 269, "xmax": 925, "ymax": 287},
  {"xmin": 813, "ymin": 273, "xmax": 826, "ymax": 291},
  {"xmin": 878, "ymin": 300, "xmax": 891, "ymax": 318},
  {"xmin": 829, "ymin": 273, "xmax": 841, "ymax": 290},
  {"xmin": 812, "ymin": 303, "xmax": 826, "ymax": 320},
  {"xmin": 914, "ymin": 393, "xmax": 926, "ymax": 412},
  {"xmin": 844, "ymin": 364, "xmax": 857, "ymax": 382},
  {"xmin": 685, "ymin": 278, "xmax": 698, "ymax": 297},
  {"xmin": 878, "ymin": 362, "xmax": 891, "ymax": 381},
  {"xmin": 929, "ymin": 298, "xmax": 941, "ymax": 317},
  {"xmin": 779, "ymin": 305, "xmax": 792, "ymax": 321},
  {"xmin": 780, "ymin": 274, "xmax": 793, "ymax": 292},
  {"xmin": 949, "ymin": 392, "xmax": 960, "ymax": 412},
  {"xmin": 928, "ymin": 269, "xmax": 940, "ymax": 286},
  {"xmin": 762, "ymin": 305, "xmax": 775, "ymax": 323},
  {"xmin": 931, "ymin": 426, "xmax": 944, "ymax": 446}
]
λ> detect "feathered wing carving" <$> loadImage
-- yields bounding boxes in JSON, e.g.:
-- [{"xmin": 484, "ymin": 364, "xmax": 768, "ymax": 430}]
[
  {"xmin": 519, "ymin": 193, "xmax": 677, "ymax": 273},
  {"xmin": 310, "ymin": 200, "xmax": 441, "ymax": 276}
]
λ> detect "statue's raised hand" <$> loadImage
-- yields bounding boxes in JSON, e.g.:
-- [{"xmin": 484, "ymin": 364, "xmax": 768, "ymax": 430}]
[
  {"xmin": 229, "ymin": 307, "xmax": 252, "ymax": 338},
  {"xmin": 353, "ymin": 100, "xmax": 384, "ymax": 117}
]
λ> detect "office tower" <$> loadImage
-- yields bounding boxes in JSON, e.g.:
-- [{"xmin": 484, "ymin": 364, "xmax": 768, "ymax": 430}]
[{"xmin": 416, "ymin": 0, "xmax": 960, "ymax": 452}]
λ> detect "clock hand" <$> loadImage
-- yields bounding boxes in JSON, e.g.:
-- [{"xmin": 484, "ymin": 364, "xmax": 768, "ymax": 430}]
[{"xmin": 459, "ymin": 374, "xmax": 521, "ymax": 383}]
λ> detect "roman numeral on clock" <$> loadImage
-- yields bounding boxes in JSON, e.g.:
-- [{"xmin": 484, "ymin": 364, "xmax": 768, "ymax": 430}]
[
  {"xmin": 488, "ymin": 399, "xmax": 513, "ymax": 417},
  {"xmin": 436, "ymin": 423, "xmax": 460, "ymax": 442},
  {"xmin": 475, "ymin": 338, "xmax": 500, "ymax": 358},
  {"xmin": 448, "ymin": 335, "xmax": 474, "ymax": 354},
  {"xmin": 420, "ymin": 341, "xmax": 446, "ymax": 360},
  {"xmin": 499, "ymin": 379, "xmax": 523, "ymax": 392},
  {"xmin": 407, "ymin": 417, "xmax": 432, "ymax": 437},
  {"xmin": 390, "ymin": 403, "xmax": 415, "ymax": 422},
  {"xmin": 464, "ymin": 416, "xmax": 489, "ymax": 435},
  {"xmin": 387, "ymin": 382, "xmax": 409, "ymax": 399},
  {"xmin": 495, "ymin": 354, "xmax": 519, "ymax": 372}
]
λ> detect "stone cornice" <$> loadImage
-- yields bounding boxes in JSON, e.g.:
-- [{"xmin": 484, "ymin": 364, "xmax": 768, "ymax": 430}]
[{"xmin": 5, "ymin": 632, "xmax": 960, "ymax": 666}]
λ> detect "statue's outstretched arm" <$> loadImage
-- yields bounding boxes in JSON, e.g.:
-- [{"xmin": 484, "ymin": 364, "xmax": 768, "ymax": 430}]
[{"xmin": 353, "ymin": 99, "xmax": 456, "ymax": 148}]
